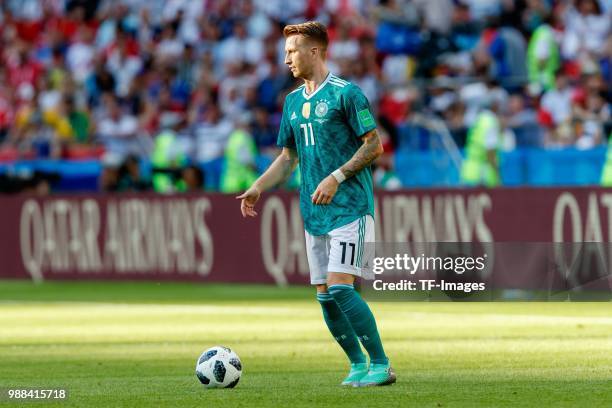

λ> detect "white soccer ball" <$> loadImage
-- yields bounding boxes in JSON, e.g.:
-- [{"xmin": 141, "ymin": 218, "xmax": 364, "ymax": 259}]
[{"xmin": 195, "ymin": 346, "xmax": 242, "ymax": 388}]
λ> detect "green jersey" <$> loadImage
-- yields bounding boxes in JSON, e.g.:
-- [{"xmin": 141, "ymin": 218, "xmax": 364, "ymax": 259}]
[{"xmin": 277, "ymin": 73, "xmax": 377, "ymax": 236}]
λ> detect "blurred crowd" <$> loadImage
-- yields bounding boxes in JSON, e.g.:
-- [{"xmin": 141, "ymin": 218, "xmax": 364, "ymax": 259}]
[{"xmin": 0, "ymin": 0, "xmax": 610, "ymax": 193}]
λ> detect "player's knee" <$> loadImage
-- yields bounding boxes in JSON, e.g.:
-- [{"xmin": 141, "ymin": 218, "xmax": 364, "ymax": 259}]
[
  {"xmin": 327, "ymin": 272, "xmax": 355, "ymax": 287},
  {"xmin": 315, "ymin": 284, "xmax": 328, "ymax": 294}
]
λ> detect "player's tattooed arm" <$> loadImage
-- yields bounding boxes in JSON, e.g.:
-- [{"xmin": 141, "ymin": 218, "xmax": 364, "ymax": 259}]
[
  {"xmin": 312, "ymin": 130, "xmax": 382, "ymax": 205},
  {"xmin": 340, "ymin": 129, "xmax": 384, "ymax": 179}
]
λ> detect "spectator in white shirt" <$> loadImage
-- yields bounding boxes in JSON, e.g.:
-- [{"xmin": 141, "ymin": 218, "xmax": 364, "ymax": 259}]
[
  {"xmin": 328, "ymin": 20, "xmax": 360, "ymax": 62},
  {"xmin": 217, "ymin": 21, "xmax": 264, "ymax": 68},
  {"xmin": 106, "ymin": 38, "xmax": 142, "ymax": 97},
  {"xmin": 97, "ymin": 95, "xmax": 141, "ymax": 155},
  {"xmin": 67, "ymin": 26, "xmax": 96, "ymax": 84},
  {"xmin": 196, "ymin": 104, "xmax": 234, "ymax": 163},
  {"xmin": 413, "ymin": 0, "xmax": 454, "ymax": 34},
  {"xmin": 562, "ymin": 0, "xmax": 611, "ymax": 60},
  {"xmin": 541, "ymin": 72, "xmax": 574, "ymax": 126},
  {"xmin": 156, "ymin": 23, "xmax": 185, "ymax": 62}
]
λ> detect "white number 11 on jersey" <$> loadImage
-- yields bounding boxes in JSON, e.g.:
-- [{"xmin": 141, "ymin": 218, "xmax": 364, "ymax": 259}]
[{"xmin": 300, "ymin": 123, "xmax": 315, "ymax": 146}]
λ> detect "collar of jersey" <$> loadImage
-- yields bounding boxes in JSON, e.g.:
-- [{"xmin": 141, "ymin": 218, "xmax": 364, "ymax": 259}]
[{"xmin": 302, "ymin": 72, "xmax": 332, "ymax": 100}]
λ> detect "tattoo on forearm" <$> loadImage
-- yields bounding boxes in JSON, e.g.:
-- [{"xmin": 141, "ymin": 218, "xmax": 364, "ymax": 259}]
[{"xmin": 340, "ymin": 132, "xmax": 382, "ymax": 179}]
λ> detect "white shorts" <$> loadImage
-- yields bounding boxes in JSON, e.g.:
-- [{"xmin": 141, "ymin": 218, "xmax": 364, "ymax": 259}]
[{"xmin": 305, "ymin": 215, "xmax": 375, "ymax": 285}]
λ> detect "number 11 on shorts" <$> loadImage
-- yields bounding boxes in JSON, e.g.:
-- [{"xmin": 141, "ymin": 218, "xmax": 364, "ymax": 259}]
[{"xmin": 339, "ymin": 241, "xmax": 355, "ymax": 266}]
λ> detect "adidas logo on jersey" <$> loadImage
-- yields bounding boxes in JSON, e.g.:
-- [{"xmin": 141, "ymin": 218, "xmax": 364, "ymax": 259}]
[{"xmin": 290, "ymin": 112, "xmax": 297, "ymax": 121}]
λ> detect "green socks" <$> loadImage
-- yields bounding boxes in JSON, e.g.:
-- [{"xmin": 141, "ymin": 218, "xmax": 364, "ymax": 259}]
[
  {"xmin": 328, "ymin": 284, "xmax": 389, "ymax": 365},
  {"xmin": 317, "ymin": 292, "xmax": 366, "ymax": 364}
]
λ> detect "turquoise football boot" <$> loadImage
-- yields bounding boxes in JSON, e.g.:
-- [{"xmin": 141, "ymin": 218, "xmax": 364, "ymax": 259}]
[
  {"xmin": 356, "ymin": 362, "xmax": 396, "ymax": 387},
  {"xmin": 341, "ymin": 362, "xmax": 369, "ymax": 386}
]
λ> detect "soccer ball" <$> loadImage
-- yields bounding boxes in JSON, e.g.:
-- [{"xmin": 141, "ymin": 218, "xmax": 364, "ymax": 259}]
[{"xmin": 195, "ymin": 346, "xmax": 242, "ymax": 388}]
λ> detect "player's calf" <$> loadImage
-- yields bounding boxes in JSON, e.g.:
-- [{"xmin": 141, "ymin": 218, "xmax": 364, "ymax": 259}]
[
  {"xmin": 316, "ymin": 290, "xmax": 366, "ymax": 369},
  {"xmin": 327, "ymin": 282, "xmax": 389, "ymax": 365}
]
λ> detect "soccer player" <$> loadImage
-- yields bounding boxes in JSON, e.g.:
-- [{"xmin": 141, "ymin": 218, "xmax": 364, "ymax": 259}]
[{"xmin": 237, "ymin": 21, "xmax": 395, "ymax": 387}]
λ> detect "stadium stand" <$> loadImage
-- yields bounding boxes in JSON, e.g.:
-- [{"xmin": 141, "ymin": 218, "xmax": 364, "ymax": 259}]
[{"xmin": 0, "ymin": 0, "xmax": 610, "ymax": 193}]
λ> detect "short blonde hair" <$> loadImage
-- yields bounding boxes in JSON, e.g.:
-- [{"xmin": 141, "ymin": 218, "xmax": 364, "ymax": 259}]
[{"xmin": 283, "ymin": 21, "xmax": 329, "ymax": 52}]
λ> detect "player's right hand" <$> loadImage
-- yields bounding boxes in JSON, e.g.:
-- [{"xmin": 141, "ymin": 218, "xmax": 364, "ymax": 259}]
[{"xmin": 236, "ymin": 185, "xmax": 261, "ymax": 217}]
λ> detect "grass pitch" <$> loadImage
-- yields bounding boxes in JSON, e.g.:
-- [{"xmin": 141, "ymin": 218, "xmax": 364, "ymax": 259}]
[{"xmin": 0, "ymin": 281, "xmax": 611, "ymax": 407}]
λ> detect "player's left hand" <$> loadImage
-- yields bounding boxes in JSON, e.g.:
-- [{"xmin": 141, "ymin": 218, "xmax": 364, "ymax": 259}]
[{"xmin": 311, "ymin": 175, "xmax": 339, "ymax": 205}]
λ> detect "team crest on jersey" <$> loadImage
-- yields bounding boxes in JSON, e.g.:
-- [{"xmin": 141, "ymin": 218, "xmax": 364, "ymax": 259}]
[
  {"xmin": 315, "ymin": 100, "xmax": 329, "ymax": 117},
  {"xmin": 302, "ymin": 102, "xmax": 311, "ymax": 119}
]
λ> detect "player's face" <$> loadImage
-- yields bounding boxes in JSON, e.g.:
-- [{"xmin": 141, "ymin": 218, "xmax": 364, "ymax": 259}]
[{"xmin": 284, "ymin": 35, "xmax": 315, "ymax": 79}]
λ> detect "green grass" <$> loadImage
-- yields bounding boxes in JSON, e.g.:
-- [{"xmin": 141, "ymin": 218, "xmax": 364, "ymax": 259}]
[{"xmin": 0, "ymin": 280, "xmax": 611, "ymax": 407}]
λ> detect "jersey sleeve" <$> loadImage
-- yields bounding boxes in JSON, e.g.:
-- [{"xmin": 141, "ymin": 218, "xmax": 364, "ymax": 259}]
[
  {"xmin": 342, "ymin": 85, "xmax": 377, "ymax": 138},
  {"xmin": 276, "ymin": 98, "xmax": 296, "ymax": 148}
]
